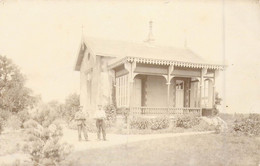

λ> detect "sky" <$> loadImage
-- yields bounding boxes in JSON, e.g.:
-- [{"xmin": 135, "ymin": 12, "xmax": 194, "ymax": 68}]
[{"xmin": 0, "ymin": 0, "xmax": 259, "ymax": 113}]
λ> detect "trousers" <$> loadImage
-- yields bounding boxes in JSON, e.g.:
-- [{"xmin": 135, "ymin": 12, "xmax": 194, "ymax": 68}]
[
  {"xmin": 77, "ymin": 123, "xmax": 88, "ymax": 141},
  {"xmin": 96, "ymin": 119, "xmax": 106, "ymax": 140}
]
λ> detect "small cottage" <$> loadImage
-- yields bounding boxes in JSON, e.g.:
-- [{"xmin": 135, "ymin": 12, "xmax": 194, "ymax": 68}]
[{"xmin": 74, "ymin": 29, "xmax": 224, "ymax": 118}]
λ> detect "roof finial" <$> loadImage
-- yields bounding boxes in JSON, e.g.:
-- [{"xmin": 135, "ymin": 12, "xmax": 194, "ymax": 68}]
[
  {"xmin": 81, "ymin": 25, "xmax": 86, "ymax": 49},
  {"xmin": 144, "ymin": 20, "xmax": 155, "ymax": 43}
]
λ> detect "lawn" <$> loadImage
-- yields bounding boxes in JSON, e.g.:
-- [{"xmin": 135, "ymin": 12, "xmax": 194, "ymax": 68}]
[{"xmin": 69, "ymin": 134, "xmax": 260, "ymax": 166}]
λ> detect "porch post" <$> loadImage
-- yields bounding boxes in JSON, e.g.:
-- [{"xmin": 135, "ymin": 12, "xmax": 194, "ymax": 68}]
[
  {"xmin": 213, "ymin": 70, "xmax": 219, "ymax": 107},
  {"xmin": 163, "ymin": 65, "xmax": 174, "ymax": 114},
  {"xmin": 124, "ymin": 61, "xmax": 136, "ymax": 134},
  {"xmin": 199, "ymin": 68, "xmax": 207, "ymax": 116}
]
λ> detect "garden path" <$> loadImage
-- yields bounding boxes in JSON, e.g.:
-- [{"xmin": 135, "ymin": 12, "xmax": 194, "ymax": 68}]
[{"xmin": 61, "ymin": 128, "xmax": 214, "ymax": 151}]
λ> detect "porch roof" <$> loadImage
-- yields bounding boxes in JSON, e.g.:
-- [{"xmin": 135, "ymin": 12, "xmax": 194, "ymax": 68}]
[{"xmin": 75, "ymin": 37, "xmax": 225, "ymax": 71}]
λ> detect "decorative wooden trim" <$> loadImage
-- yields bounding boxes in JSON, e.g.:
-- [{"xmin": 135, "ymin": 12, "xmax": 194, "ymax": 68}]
[{"xmin": 126, "ymin": 57, "xmax": 224, "ymax": 70}]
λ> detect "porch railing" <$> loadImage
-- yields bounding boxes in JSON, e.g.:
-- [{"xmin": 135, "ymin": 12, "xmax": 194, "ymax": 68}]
[{"xmin": 130, "ymin": 107, "xmax": 202, "ymax": 116}]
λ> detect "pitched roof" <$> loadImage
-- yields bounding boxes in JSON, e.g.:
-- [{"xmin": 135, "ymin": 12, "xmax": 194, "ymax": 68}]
[{"xmin": 75, "ymin": 37, "xmax": 224, "ymax": 71}]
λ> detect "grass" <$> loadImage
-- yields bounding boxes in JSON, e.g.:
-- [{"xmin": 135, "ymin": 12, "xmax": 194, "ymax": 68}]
[{"xmin": 70, "ymin": 133, "xmax": 260, "ymax": 166}]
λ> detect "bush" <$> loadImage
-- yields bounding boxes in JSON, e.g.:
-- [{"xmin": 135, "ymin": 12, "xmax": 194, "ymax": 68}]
[
  {"xmin": 130, "ymin": 117, "xmax": 170, "ymax": 130},
  {"xmin": 176, "ymin": 115, "xmax": 200, "ymax": 129},
  {"xmin": 32, "ymin": 104, "xmax": 60, "ymax": 127},
  {"xmin": 130, "ymin": 117, "xmax": 150, "ymax": 130},
  {"xmin": 23, "ymin": 119, "xmax": 40, "ymax": 129},
  {"xmin": 233, "ymin": 114, "xmax": 260, "ymax": 136},
  {"xmin": 104, "ymin": 104, "xmax": 116, "ymax": 128},
  {"xmin": 17, "ymin": 110, "xmax": 30, "ymax": 126},
  {"xmin": 117, "ymin": 107, "xmax": 130, "ymax": 123},
  {"xmin": 23, "ymin": 123, "xmax": 74, "ymax": 166},
  {"xmin": 150, "ymin": 117, "xmax": 170, "ymax": 130},
  {"xmin": 6, "ymin": 115, "xmax": 22, "ymax": 130}
]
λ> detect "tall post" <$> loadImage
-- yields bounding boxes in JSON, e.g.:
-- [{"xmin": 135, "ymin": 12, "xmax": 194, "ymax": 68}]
[
  {"xmin": 124, "ymin": 61, "xmax": 136, "ymax": 134},
  {"xmin": 200, "ymin": 68, "xmax": 207, "ymax": 116},
  {"xmin": 163, "ymin": 65, "xmax": 174, "ymax": 114},
  {"xmin": 213, "ymin": 70, "xmax": 219, "ymax": 108}
]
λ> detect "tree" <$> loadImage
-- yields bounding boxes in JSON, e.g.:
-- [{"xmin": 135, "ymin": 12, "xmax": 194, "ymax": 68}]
[
  {"xmin": 63, "ymin": 93, "xmax": 80, "ymax": 122},
  {"xmin": 0, "ymin": 55, "xmax": 37, "ymax": 113}
]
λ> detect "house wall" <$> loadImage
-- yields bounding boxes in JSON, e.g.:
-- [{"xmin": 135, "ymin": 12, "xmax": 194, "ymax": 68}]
[
  {"xmin": 112, "ymin": 63, "xmax": 215, "ymax": 110},
  {"xmin": 80, "ymin": 51, "xmax": 88, "ymax": 114},
  {"xmin": 132, "ymin": 75, "xmax": 191, "ymax": 108},
  {"xmin": 79, "ymin": 51, "xmax": 113, "ymax": 118},
  {"xmin": 145, "ymin": 75, "xmax": 168, "ymax": 107}
]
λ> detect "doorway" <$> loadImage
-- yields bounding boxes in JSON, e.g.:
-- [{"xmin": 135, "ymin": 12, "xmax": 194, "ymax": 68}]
[{"xmin": 175, "ymin": 80, "xmax": 184, "ymax": 107}]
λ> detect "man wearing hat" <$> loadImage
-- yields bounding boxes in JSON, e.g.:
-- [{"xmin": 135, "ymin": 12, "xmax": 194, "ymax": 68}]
[
  {"xmin": 94, "ymin": 104, "xmax": 107, "ymax": 141},
  {"xmin": 74, "ymin": 106, "xmax": 88, "ymax": 141}
]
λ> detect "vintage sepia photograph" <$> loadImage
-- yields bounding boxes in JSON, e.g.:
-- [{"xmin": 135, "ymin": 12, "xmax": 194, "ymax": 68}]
[{"xmin": 0, "ymin": 0, "xmax": 259, "ymax": 165}]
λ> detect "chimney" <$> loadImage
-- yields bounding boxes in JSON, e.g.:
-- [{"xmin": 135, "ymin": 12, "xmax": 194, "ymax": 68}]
[{"xmin": 144, "ymin": 20, "xmax": 155, "ymax": 43}]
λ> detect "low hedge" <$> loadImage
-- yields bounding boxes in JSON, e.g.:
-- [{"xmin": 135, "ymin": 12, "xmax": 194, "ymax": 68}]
[
  {"xmin": 176, "ymin": 115, "xmax": 200, "ymax": 129},
  {"xmin": 130, "ymin": 116, "xmax": 170, "ymax": 130},
  {"xmin": 233, "ymin": 114, "xmax": 260, "ymax": 136}
]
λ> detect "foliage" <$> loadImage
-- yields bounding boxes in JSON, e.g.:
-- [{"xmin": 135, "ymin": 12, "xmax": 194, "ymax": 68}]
[
  {"xmin": 32, "ymin": 103, "xmax": 61, "ymax": 127},
  {"xmin": 0, "ymin": 108, "xmax": 11, "ymax": 129},
  {"xmin": 130, "ymin": 117, "xmax": 150, "ymax": 130},
  {"xmin": 62, "ymin": 93, "xmax": 80, "ymax": 123},
  {"xmin": 23, "ymin": 119, "xmax": 40, "ymax": 129},
  {"xmin": 150, "ymin": 117, "xmax": 170, "ymax": 130},
  {"xmin": 176, "ymin": 115, "xmax": 200, "ymax": 129},
  {"xmin": 130, "ymin": 117, "xmax": 170, "ymax": 130},
  {"xmin": 23, "ymin": 123, "xmax": 74, "ymax": 166},
  {"xmin": 104, "ymin": 104, "xmax": 116, "ymax": 127},
  {"xmin": 17, "ymin": 110, "xmax": 30, "ymax": 127},
  {"xmin": 214, "ymin": 92, "xmax": 222, "ymax": 106},
  {"xmin": 0, "ymin": 55, "xmax": 38, "ymax": 113},
  {"xmin": 117, "ymin": 107, "xmax": 130, "ymax": 123},
  {"xmin": 6, "ymin": 114, "xmax": 22, "ymax": 130},
  {"xmin": 233, "ymin": 113, "xmax": 260, "ymax": 136},
  {"xmin": 212, "ymin": 92, "xmax": 222, "ymax": 116}
]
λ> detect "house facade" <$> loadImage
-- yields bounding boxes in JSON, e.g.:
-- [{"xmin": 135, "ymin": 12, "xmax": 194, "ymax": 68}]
[{"xmin": 74, "ymin": 36, "xmax": 224, "ymax": 118}]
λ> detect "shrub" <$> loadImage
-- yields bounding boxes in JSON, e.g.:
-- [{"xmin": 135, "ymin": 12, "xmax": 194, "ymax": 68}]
[
  {"xmin": 117, "ymin": 107, "xmax": 130, "ymax": 123},
  {"xmin": 130, "ymin": 117, "xmax": 170, "ymax": 130},
  {"xmin": 176, "ymin": 115, "xmax": 200, "ymax": 129},
  {"xmin": 6, "ymin": 115, "xmax": 22, "ymax": 130},
  {"xmin": 104, "ymin": 104, "xmax": 116, "ymax": 128},
  {"xmin": 17, "ymin": 110, "xmax": 30, "ymax": 126},
  {"xmin": 233, "ymin": 114, "xmax": 260, "ymax": 136},
  {"xmin": 23, "ymin": 119, "xmax": 40, "ymax": 129},
  {"xmin": 150, "ymin": 117, "xmax": 170, "ymax": 130},
  {"xmin": 32, "ymin": 104, "xmax": 60, "ymax": 127},
  {"xmin": 0, "ymin": 109, "xmax": 11, "ymax": 129},
  {"xmin": 23, "ymin": 123, "xmax": 73, "ymax": 166},
  {"xmin": 130, "ymin": 117, "xmax": 150, "ymax": 130}
]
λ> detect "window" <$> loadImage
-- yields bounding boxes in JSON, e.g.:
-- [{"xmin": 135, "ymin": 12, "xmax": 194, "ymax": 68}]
[
  {"xmin": 116, "ymin": 75, "xmax": 129, "ymax": 107},
  {"xmin": 202, "ymin": 79, "xmax": 213, "ymax": 108}
]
